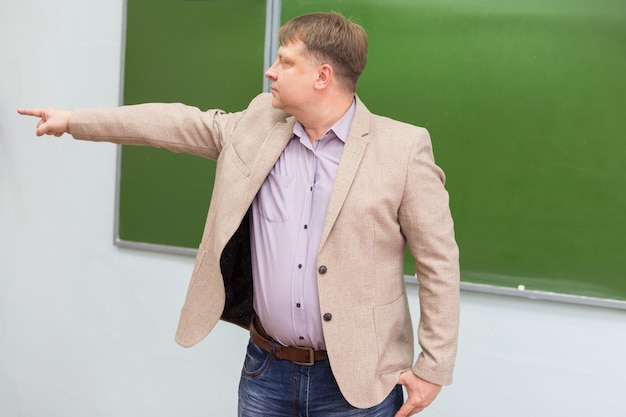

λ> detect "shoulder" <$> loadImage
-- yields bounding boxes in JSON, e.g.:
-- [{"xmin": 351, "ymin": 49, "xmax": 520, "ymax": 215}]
[
  {"xmin": 371, "ymin": 113, "xmax": 428, "ymax": 136},
  {"xmin": 217, "ymin": 93, "xmax": 290, "ymax": 139},
  {"xmin": 243, "ymin": 93, "xmax": 289, "ymax": 122},
  {"xmin": 366, "ymin": 113, "xmax": 432, "ymax": 152}
]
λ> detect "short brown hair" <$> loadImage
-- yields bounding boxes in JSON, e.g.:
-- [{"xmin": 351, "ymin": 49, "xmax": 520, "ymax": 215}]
[{"xmin": 279, "ymin": 12, "xmax": 368, "ymax": 93}]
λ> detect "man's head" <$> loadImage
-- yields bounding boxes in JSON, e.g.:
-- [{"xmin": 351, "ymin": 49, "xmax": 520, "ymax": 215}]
[{"xmin": 277, "ymin": 12, "xmax": 368, "ymax": 93}]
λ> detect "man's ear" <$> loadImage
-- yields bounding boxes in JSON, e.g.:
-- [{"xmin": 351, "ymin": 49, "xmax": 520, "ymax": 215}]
[{"xmin": 315, "ymin": 64, "xmax": 334, "ymax": 89}]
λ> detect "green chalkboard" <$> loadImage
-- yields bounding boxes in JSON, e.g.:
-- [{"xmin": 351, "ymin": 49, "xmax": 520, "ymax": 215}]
[
  {"xmin": 120, "ymin": 0, "xmax": 266, "ymax": 248},
  {"xmin": 120, "ymin": 0, "xmax": 626, "ymax": 302}
]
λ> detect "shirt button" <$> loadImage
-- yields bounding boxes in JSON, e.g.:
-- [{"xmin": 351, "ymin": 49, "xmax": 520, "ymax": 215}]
[
  {"xmin": 299, "ymin": 336, "xmax": 305, "ymax": 340},
  {"xmin": 298, "ymin": 264, "xmax": 302, "ymax": 269},
  {"xmin": 304, "ymin": 224, "xmax": 308, "ymax": 229},
  {"xmin": 296, "ymin": 303, "xmax": 301, "ymax": 308},
  {"xmin": 318, "ymin": 265, "xmax": 327, "ymax": 274},
  {"xmin": 323, "ymin": 313, "xmax": 333, "ymax": 322}
]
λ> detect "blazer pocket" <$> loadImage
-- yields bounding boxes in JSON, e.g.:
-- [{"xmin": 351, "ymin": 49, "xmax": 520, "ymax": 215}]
[{"xmin": 373, "ymin": 292, "xmax": 414, "ymax": 375}]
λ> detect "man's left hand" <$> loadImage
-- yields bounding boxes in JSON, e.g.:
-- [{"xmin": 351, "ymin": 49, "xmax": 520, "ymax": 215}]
[{"xmin": 394, "ymin": 371, "xmax": 441, "ymax": 416}]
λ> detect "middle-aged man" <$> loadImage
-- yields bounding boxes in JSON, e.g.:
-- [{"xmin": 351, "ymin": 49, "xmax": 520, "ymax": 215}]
[{"xmin": 19, "ymin": 11, "xmax": 460, "ymax": 417}]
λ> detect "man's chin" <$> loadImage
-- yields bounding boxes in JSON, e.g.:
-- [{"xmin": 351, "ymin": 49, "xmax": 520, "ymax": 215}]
[{"xmin": 270, "ymin": 97, "xmax": 282, "ymax": 110}]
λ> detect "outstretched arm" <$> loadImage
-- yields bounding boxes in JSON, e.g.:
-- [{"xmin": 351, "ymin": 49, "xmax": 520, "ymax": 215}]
[
  {"xmin": 17, "ymin": 94, "xmax": 274, "ymax": 159},
  {"xmin": 17, "ymin": 108, "xmax": 72, "ymax": 137}
]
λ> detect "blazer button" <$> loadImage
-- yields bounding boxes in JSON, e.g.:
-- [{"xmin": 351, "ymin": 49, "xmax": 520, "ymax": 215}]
[
  {"xmin": 323, "ymin": 313, "xmax": 332, "ymax": 322},
  {"xmin": 318, "ymin": 265, "xmax": 327, "ymax": 274}
]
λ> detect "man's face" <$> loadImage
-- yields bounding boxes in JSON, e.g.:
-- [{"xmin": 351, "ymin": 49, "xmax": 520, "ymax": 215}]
[{"xmin": 264, "ymin": 40, "xmax": 320, "ymax": 114}]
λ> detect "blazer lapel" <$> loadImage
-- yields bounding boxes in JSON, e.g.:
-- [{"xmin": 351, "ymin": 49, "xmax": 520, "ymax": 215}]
[
  {"xmin": 319, "ymin": 98, "xmax": 371, "ymax": 248},
  {"xmin": 245, "ymin": 116, "xmax": 296, "ymax": 203}
]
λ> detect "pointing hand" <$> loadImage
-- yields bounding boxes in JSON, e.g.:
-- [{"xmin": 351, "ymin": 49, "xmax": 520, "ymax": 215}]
[{"xmin": 17, "ymin": 108, "xmax": 71, "ymax": 137}]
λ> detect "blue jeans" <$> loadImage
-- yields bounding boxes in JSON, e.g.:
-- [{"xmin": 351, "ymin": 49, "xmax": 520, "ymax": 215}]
[{"xmin": 238, "ymin": 339, "xmax": 403, "ymax": 417}]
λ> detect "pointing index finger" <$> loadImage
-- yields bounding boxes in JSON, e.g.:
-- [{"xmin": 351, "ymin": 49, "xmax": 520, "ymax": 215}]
[{"xmin": 17, "ymin": 108, "xmax": 45, "ymax": 117}]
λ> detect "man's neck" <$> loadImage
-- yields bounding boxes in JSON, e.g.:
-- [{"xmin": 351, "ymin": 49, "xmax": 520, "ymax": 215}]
[{"xmin": 298, "ymin": 94, "xmax": 355, "ymax": 144}]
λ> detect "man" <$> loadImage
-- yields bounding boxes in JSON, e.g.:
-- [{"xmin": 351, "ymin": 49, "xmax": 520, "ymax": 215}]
[{"xmin": 19, "ymin": 12, "xmax": 459, "ymax": 417}]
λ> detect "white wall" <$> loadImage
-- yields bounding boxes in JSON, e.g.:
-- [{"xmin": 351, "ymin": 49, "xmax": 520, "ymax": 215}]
[{"xmin": 1, "ymin": 1, "xmax": 625, "ymax": 416}]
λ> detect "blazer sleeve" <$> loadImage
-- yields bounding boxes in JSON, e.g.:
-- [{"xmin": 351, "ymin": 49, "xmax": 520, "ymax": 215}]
[
  {"xmin": 399, "ymin": 127, "xmax": 460, "ymax": 385},
  {"xmin": 68, "ymin": 101, "xmax": 246, "ymax": 160}
]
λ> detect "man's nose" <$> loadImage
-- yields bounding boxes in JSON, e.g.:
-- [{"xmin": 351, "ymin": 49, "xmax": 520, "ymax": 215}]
[{"xmin": 265, "ymin": 60, "xmax": 278, "ymax": 79}]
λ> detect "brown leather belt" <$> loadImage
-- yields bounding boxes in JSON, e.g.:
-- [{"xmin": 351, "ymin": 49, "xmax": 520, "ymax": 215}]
[{"xmin": 249, "ymin": 315, "xmax": 328, "ymax": 366}]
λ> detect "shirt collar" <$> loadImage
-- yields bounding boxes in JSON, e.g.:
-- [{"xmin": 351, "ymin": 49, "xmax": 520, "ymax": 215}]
[{"xmin": 293, "ymin": 98, "xmax": 356, "ymax": 144}]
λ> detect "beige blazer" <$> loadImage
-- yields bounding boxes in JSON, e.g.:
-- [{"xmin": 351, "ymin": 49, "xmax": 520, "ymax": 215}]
[{"xmin": 70, "ymin": 93, "xmax": 460, "ymax": 408}]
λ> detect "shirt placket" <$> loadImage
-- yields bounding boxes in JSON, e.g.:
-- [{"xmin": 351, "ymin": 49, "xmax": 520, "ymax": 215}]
[{"xmin": 291, "ymin": 138, "xmax": 319, "ymax": 345}]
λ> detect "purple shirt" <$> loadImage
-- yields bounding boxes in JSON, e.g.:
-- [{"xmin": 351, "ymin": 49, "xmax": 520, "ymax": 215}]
[{"xmin": 250, "ymin": 100, "xmax": 356, "ymax": 350}]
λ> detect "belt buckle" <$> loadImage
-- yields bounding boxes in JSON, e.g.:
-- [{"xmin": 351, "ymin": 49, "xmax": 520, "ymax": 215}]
[{"xmin": 292, "ymin": 346, "xmax": 315, "ymax": 366}]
